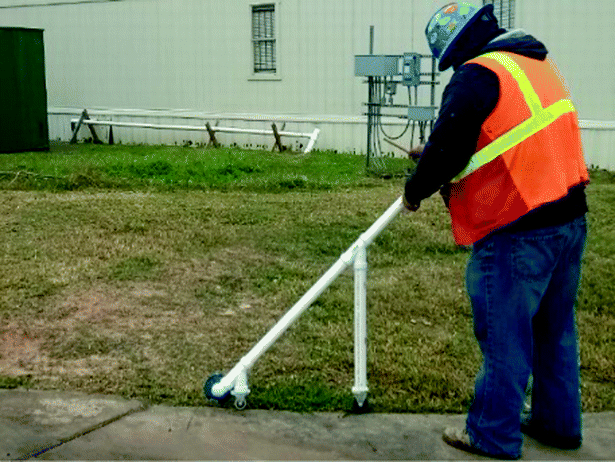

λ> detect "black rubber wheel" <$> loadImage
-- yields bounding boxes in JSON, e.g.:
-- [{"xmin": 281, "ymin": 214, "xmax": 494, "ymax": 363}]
[{"xmin": 203, "ymin": 373, "xmax": 231, "ymax": 404}]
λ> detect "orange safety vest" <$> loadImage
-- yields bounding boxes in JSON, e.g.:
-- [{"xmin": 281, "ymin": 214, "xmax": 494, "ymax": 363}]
[{"xmin": 447, "ymin": 51, "xmax": 589, "ymax": 245}]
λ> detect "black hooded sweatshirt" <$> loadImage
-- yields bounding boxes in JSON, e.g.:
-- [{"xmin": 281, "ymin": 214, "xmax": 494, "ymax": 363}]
[{"xmin": 404, "ymin": 30, "xmax": 588, "ymax": 237}]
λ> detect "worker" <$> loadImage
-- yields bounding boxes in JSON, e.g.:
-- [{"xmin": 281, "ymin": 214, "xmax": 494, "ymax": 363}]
[{"xmin": 403, "ymin": 2, "xmax": 589, "ymax": 459}]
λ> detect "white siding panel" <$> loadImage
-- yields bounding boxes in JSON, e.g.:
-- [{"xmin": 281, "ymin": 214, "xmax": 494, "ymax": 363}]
[
  {"xmin": 2, "ymin": 0, "xmax": 614, "ymax": 169},
  {"xmin": 0, "ymin": 0, "xmax": 110, "ymax": 5},
  {"xmin": 1, "ymin": 0, "xmax": 442, "ymax": 134},
  {"xmin": 517, "ymin": 0, "xmax": 615, "ymax": 170},
  {"xmin": 517, "ymin": 0, "xmax": 615, "ymax": 122},
  {"xmin": 581, "ymin": 129, "xmax": 615, "ymax": 172}
]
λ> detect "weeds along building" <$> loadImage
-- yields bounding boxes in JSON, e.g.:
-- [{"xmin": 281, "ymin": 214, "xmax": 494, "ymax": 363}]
[{"xmin": 1, "ymin": 0, "xmax": 614, "ymax": 169}]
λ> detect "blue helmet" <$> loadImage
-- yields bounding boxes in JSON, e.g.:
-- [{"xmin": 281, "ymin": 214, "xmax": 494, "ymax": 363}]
[{"xmin": 426, "ymin": 2, "xmax": 495, "ymax": 71}]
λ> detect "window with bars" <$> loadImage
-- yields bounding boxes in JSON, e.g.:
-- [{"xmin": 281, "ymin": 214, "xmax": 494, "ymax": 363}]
[
  {"xmin": 483, "ymin": 0, "xmax": 515, "ymax": 29},
  {"xmin": 252, "ymin": 4, "xmax": 276, "ymax": 74}
]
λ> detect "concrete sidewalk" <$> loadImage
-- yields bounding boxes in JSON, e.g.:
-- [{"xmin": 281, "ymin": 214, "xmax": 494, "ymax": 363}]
[{"xmin": 1, "ymin": 389, "xmax": 613, "ymax": 460}]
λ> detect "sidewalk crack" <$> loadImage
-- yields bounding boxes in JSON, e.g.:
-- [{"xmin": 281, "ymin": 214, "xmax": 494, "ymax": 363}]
[{"xmin": 17, "ymin": 402, "xmax": 149, "ymax": 460}]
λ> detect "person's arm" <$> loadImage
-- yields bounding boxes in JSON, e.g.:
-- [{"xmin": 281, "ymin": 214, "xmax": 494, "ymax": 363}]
[{"xmin": 404, "ymin": 64, "xmax": 500, "ymax": 209}]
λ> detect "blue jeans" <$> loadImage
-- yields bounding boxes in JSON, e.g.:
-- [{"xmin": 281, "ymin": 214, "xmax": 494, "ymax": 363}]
[{"xmin": 465, "ymin": 216, "xmax": 586, "ymax": 458}]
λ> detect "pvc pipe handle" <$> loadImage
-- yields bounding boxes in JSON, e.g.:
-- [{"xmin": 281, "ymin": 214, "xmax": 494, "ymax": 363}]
[{"xmin": 213, "ymin": 196, "xmax": 406, "ymax": 396}]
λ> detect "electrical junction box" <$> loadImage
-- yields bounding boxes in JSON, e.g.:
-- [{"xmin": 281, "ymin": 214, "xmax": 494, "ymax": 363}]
[
  {"xmin": 355, "ymin": 55, "xmax": 400, "ymax": 76},
  {"xmin": 402, "ymin": 53, "xmax": 421, "ymax": 87},
  {"xmin": 408, "ymin": 106, "xmax": 437, "ymax": 121}
]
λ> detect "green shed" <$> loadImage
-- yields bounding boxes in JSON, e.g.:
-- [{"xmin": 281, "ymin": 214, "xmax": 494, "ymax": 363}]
[{"xmin": 0, "ymin": 27, "xmax": 49, "ymax": 153}]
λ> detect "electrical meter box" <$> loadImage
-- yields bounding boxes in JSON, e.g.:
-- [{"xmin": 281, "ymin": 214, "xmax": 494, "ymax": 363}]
[
  {"xmin": 402, "ymin": 53, "xmax": 421, "ymax": 87},
  {"xmin": 0, "ymin": 27, "xmax": 49, "ymax": 153},
  {"xmin": 355, "ymin": 55, "xmax": 400, "ymax": 76}
]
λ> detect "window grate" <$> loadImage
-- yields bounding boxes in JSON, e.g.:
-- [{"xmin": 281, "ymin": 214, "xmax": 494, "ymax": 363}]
[
  {"xmin": 252, "ymin": 4, "xmax": 276, "ymax": 73},
  {"xmin": 483, "ymin": 0, "xmax": 515, "ymax": 29}
]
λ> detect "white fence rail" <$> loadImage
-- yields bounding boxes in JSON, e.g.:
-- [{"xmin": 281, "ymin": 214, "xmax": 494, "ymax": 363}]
[
  {"xmin": 69, "ymin": 111, "xmax": 320, "ymax": 153},
  {"xmin": 53, "ymin": 107, "xmax": 615, "ymax": 170}
]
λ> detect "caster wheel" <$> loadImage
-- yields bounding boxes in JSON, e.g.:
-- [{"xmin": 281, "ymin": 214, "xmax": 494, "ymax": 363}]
[
  {"xmin": 352, "ymin": 398, "xmax": 371, "ymax": 414},
  {"xmin": 203, "ymin": 373, "xmax": 231, "ymax": 404}
]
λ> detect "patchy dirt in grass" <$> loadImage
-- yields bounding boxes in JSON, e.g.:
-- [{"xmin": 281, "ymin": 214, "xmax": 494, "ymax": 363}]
[
  {"xmin": 61, "ymin": 286, "xmax": 131, "ymax": 325},
  {"xmin": 0, "ymin": 327, "xmax": 44, "ymax": 376},
  {"xmin": 0, "ymin": 244, "xmax": 289, "ymax": 389},
  {"xmin": 0, "ymin": 286, "xmax": 144, "ymax": 380}
]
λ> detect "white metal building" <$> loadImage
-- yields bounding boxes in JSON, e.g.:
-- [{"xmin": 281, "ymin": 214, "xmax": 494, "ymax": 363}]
[{"xmin": 1, "ymin": 0, "xmax": 614, "ymax": 169}]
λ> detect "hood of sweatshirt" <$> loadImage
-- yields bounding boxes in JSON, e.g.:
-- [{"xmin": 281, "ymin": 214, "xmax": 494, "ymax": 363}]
[
  {"xmin": 480, "ymin": 29, "xmax": 549, "ymax": 60},
  {"xmin": 449, "ymin": 26, "xmax": 549, "ymax": 70}
]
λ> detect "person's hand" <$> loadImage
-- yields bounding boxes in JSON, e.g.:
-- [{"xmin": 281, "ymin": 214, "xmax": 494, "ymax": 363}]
[
  {"xmin": 408, "ymin": 144, "xmax": 425, "ymax": 161},
  {"xmin": 403, "ymin": 195, "xmax": 420, "ymax": 212}
]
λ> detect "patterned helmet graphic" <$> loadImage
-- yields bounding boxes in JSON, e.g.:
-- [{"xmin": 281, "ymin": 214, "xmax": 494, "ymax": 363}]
[{"xmin": 425, "ymin": 2, "xmax": 494, "ymax": 71}]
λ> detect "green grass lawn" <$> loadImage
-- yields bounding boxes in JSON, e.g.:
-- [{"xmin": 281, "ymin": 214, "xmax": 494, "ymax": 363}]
[
  {"xmin": 0, "ymin": 142, "xmax": 407, "ymax": 192},
  {"xmin": 0, "ymin": 143, "xmax": 613, "ymax": 413}
]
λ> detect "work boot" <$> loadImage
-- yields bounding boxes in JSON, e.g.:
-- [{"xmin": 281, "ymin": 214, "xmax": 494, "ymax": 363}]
[
  {"xmin": 520, "ymin": 420, "xmax": 582, "ymax": 450},
  {"xmin": 442, "ymin": 427, "xmax": 520, "ymax": 460}
]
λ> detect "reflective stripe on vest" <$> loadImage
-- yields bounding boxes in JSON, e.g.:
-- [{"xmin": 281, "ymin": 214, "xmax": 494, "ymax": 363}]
[{"xmin": 451, "ymin": 52, "xmax": 577, "ymax": 183}]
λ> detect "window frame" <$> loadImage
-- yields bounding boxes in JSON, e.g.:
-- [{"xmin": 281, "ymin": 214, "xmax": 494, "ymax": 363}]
[
  {"xmin": 483, "ymin": 0, "xmax": 515, "ymax": 30},
  {"xmin": 249, "ymin": 2, "xmax": 281, "ymax": 81}
]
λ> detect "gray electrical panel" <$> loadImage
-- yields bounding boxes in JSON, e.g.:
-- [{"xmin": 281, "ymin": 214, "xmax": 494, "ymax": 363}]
[
  {"xmin": 355, "ymin": 53, "xmax": 423, "ymax": 87},
  {"xmin": 355, "ymin": 55, "xmax": 400, "ymax": 77},
  {"xmin": 408, "ymin": 106, "xmax": 436, "ymax": 121},
  {"xmin": 354, "ymin": 46, "xmax": 439, "ymax": 170},
  {"xmin": 402, "ymin": 53, "xmax": 421, "ymax": 87}
]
